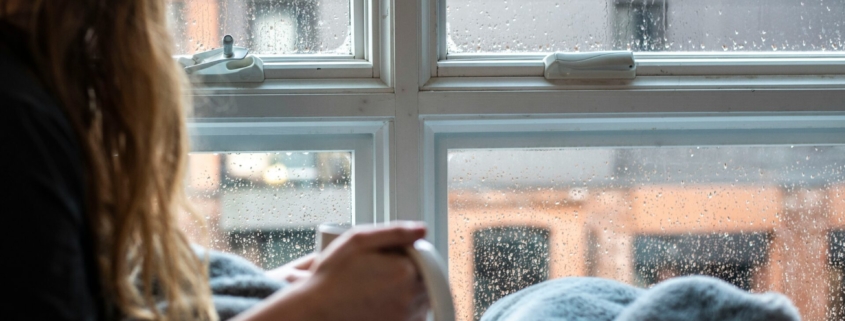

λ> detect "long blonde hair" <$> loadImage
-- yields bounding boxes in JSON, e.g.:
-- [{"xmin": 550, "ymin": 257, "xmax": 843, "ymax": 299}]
[{"xmin": 1, "ymin": 0, "xmax": 216, "ymax": 319}]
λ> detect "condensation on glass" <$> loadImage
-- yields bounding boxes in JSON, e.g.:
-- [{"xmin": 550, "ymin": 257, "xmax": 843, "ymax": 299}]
[
  {"xmin": 446, "ymin": 0, "xmax": 845, "ymax": 53},
  {"xmin": 447, "ymin": 146, "xmax": 845, "ymax": 321},
  {"xmin": 182, "ymin": 152, "xmax": 352, "ymax": 269},
  {"xmin": 166, "ymin": 0, "xmax": 351, "ymax": 55}
]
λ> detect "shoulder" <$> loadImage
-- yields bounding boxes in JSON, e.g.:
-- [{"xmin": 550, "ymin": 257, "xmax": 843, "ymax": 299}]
[
  {"xmin": 0, "ymin": 40, "xmax": 86, "ymax": 224},
  {"xmin": 0, "ymin": 38, "xmax": 103, "ymax": 321},
  {"xmin": 0, "ymin": 43, "xmax": 76, "ymax": 142}
]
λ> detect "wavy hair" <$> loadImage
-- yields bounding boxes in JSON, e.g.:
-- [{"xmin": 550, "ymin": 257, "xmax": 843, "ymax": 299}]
[{"xmin": 1, "ymin": 0, "xmax": 215, "ymax": 319}]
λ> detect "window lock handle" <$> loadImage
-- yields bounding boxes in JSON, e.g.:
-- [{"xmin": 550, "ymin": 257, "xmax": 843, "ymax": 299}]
[
  {"xmin": 223, "ymin": 35, "xmax": 235, "ymax": 58},
  {"xmin": 177, "ymin": 35, "xmax": 265, "ymax": 83},
  {"xmin": 544, "ymin": 51, "xmax": 636, "ymax": 80}
]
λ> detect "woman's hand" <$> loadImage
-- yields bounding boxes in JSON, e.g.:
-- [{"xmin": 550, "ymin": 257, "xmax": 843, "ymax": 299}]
[
  {"xmin": 233, "ymin": 223, "xmax": 429, "ymax": 321},
  {"xmin": 265, "ymin": 253, "xmax": 316, "ymax": 283}
]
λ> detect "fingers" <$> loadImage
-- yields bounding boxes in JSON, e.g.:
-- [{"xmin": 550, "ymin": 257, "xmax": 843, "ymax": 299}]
[
  {"xmin": 265, "ymin": 253, "xmax": 317, "ymax": 283},
  {"xmin": 284, "ymin": 269, "xmax": 313, "ymax": 283},
  {"xmin": 344, "ymin": 222, "xmax": 427, "ymax": 253},
  {"xmin": 290, "ymin": 253, "xmax": 316, "ymax": 270},
  {"xmin": 319, "ymin": 222, "xmax": 426, "ymax": 263}
]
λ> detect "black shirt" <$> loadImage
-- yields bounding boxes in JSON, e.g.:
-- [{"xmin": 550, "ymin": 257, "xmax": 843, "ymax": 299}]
[{"xmin": 1, "ymin": 23, "xmax": 103, "ymax": 320}]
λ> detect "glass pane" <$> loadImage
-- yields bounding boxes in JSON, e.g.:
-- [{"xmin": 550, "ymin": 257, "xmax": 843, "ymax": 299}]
[
  {"xmin": 167, "ymin": 0, "xmax": 351, "ymax": 55},
  {"xmin": 182, "ymin": 151, "xmax": 352, "ymax": 269},
  {"xmin": 446, "ymin": 0, "xmax": 845, "ymax": 53},
  {"xmin": 448, "ymin": 146, "xmax": 845, "ymax": 321}
]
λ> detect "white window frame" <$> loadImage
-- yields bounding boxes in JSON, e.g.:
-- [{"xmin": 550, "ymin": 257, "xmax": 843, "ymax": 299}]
[
  {"xmin": 189, "ymin": 120, "xmax": 394, "ymax": 225},
  {"xmin": 421, "ymin": 113, "xmax": 845, "ymax": 254},
  {"xmin": 192, "ymin": 0, "xmax": 393, "ymax": 90},
  {"xmin": 187, "ymin": 0, "xmax": 845, "ymax": 247},
  {"xmin": 256, "ymin": 0, "xmax": 374, "ymax": 79},
  {"xmin": 181, "ymin": 2, "xmax": 845, "ymax": 318},
  {"xmin": 425, "ymin": 0, "xmax": 845, "ymax": 85}
]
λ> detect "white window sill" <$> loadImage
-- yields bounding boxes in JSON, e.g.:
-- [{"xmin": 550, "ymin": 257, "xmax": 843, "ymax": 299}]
[
  {"xmin": 190, "ymin": 79, "xmax": 395, "ymax": 119},
  {"xmin": 193, "ymin": 78, "xmax": 392, "ymax": 95},
  {"xmin": 418, "ymin": 76, "xmax": 845, "ymax": 116},
  {"xmin": 422, "ymin": 75, "xmax": 845, "ymax": 91},
  {"xmin": 437, "ymin": 52, "xmax": 845, "ymax": 77},
  {"xmin": 263, "ymin": 60, "xmax": 375, "ymax": 79}
]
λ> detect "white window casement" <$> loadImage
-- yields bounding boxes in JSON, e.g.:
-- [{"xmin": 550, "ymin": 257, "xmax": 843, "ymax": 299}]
[
  {"xmin": 189, "ymin": 121, "xmax": 393, "ymax": 225},
  {"xmin": 185, "ymin": 0, "xmax": 845, "ymax": 319},
  {"xmin": 172, "ymin": 0, "xmax": 392, "ymax": 89},
  {"xmin": 426, "ymin": 0, "xmax": 845, "ymax": 87}
]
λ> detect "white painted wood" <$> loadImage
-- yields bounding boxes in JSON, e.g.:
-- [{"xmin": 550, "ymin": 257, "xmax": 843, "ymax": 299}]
[
  {"xmin": 436, "ymin": 0, "xmax": 447, "ymax": 62},
  {"xmin": 422, "ymin": 123, "xmax": 443, "ymax": 252},
  {"xmin": 378, "ymin": 0, "xmax": 393, "ymax": 87},
  {"xmin": 192, "ymin": 78, "xmax": 391, "ymax": 95},
  {"xmin": 187, "ymin": 121, "xmax": 389, "ymax": 135},
  {"xmin": 198, "ymin": 0, "xmax": 379, "ymax": 80},
  {"xmin": 422, "ymin": 75, "xmax": 845, "ymax": 91},
  {"xmin": 352, "ymin": 0, "xmax": 366, "ymax": 60},
  {"xmin": 446, "ymin": 52, "xmax": 845, "ymax": 60},
  {"xmin": 423, "ymin": 114, "xmax": 845, "ymax": 134},
  {"xmin": 186, "ymin": 0, "xmax": 845, "ymax": 257},
  {"xmin": 393, "ymin": 0, "xmax": 425, "ymax": 223},
  {"xmin": 257, "ymin": 54, "xmax": 359, "ymax": 62},
  {"xmin": 420, "ymin": 0, "xmax": 436, "ymax": 87},
  {"xmin": 424, "ymin": 114, "xmax": 845, "ymax": 256},
  {"xmin": 422, "ymin": 75, "xmax": 845, "ymax": 92},
  {"xmin": 374, "ymin": 121, "xmax": 394, "ymax": 223},
  {"xmin": 263, "ymin": 61, "xmax": 375, "ymax": 79},
  {"xmin": 418, "ymin": 89, "xmax": 845, "ymax": 116},
  {"xmin": 437, "ymin": 60, "xmax": 544, "ymax": 77},
  {"xmin": 437, "ymin": 52, "xmax": 845, "ymax": 77},
  {"xmin": 368, "ymin": 0, "xmax": 380, "ymax": 78},
  {"xmin": 188, "ymin": 122, "xmax": 380, "ymax": 225},
  {"xmin": 191, "ymin": 93, "xmax": 395, "ymax": 119}
]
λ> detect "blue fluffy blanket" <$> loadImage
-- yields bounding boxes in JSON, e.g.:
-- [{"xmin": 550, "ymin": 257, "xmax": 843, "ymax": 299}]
[
  {"xmin": 198, "ymin": 248, "xmax": 801, "ymax": 321},
  {"xmin": 197, "ymin": 247, "xmax": 288, "ymax": 320},
  {"xmin": 481, "ymin": 276, "xmax": 801, "ymax": 321}
]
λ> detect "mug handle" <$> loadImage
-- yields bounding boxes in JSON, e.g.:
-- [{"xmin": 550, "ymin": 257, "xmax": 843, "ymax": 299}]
[{"xmin": 314, "ymin": 223, "xmax": 457, "ymax": 321}]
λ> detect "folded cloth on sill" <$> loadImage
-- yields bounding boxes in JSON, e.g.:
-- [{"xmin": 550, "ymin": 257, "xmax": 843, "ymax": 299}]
[
  {"xmin": 194, "ymin": 246, "xmax": 288, "ymax": 320},
  {"xmin": 481, "ymin": 276, "xmax": 801, "ymax": 321}
]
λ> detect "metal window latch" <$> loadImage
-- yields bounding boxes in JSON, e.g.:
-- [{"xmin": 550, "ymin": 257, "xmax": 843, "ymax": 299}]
[
  {"xmin": 177, "ymin": 35, "xmax": 265, "ymax": 83},
  {"xmin": 543, "ymin": 51, "xmax": 636, "ymax": 80}
]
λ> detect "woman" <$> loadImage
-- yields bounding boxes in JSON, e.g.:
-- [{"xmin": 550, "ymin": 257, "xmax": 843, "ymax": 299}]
[{"xmin": 0, "ymin": 0, "xmax": 427, "ymax": 320}]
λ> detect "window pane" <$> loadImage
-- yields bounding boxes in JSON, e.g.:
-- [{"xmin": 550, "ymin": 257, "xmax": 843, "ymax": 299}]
[
  {"xmin": 448, "ymin": 146, "xmax": 845, "ymax": 321},
  {"xmin": 182, "ymin": 152, "xmax": 352, "ymax": 269},
  {"xmin": 167, "ymin": 0, "xmax": 351, "ymax": 55},
  {"xmin": 446, "ymin": 0, "xmax": 845, "ymax": 53}
]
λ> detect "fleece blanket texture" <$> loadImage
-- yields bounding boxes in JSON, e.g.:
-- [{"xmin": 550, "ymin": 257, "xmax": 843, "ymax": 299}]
[
  {"xmin": 195, "ymin": 247, "xmax": 288, "ymax": 320},
  {"xmin": 481, "ymin": 276, "xmax": 801, "ymax": 321},
  {"xmin": 196, "ymin": 248, "xmax": 800, "ymax": 321}
]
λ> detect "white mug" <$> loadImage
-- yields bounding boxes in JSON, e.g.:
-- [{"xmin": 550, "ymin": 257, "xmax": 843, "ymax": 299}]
[{"xmin": 315, "ymin": 223, "xmax": 456, "ymax": 321}]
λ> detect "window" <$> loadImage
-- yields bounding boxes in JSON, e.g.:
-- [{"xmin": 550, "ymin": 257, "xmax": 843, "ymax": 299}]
[
  {"xmin": 445, "ymin": 0, "xmax": 845, "ymax": 54},
  {"xmin": 433, "ymin": 0, "xmax": 845, "ymax": 78},
  {"xmin": 182, "ymin": 121, "xmax": 391, "ymax": 240},
  {"xmin": 182, "ymin": 1, "xmax": 845, "ymax": 320},
  {"xmin": 183, "ymin": 151, "xmax": 351, "ymax": 268},
  {"xmin": 428, "ymin": 116, "xmax": 845, "ymax": 320},
  {"xmin": 168, "ymin": 0, "xmax": 385, "ymax": 80},
  {"xmin": 447, "ymin": 145, "xmax": 845, "ymax": 320},
  {"xmin": 168, "ymin": 0, "xmax": 352, "ymax": 55}
]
